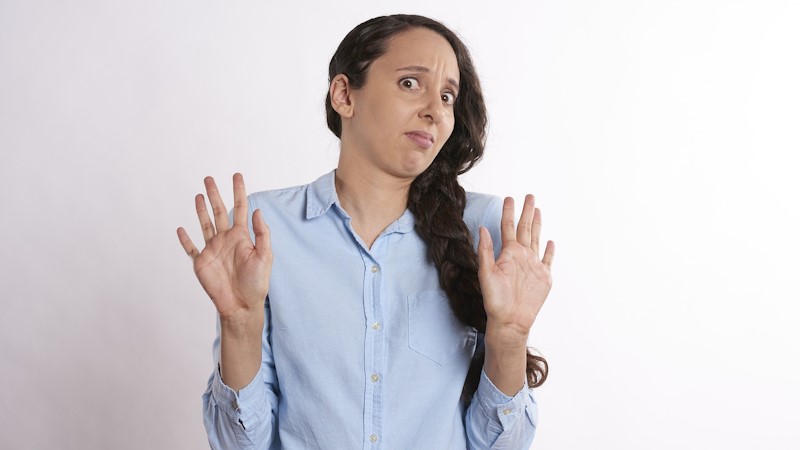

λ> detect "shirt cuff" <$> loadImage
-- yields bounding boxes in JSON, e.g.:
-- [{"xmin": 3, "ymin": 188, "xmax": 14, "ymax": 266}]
[
  {"xmin": 210, "ymin": 364, "xmax": 269, "ymax": 427},
  {"xmin": 475, "ymin": 368, "xmax": 536, "ymax": 430}
]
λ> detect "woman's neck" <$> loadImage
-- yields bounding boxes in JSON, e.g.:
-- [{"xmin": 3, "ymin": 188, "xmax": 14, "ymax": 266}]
[{"xmin": 334, "ymin": 165, "xmax": 412, "ymax": 249}]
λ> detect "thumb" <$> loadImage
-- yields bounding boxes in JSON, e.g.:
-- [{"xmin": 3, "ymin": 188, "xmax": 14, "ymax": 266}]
[
  {"xmin": 252, "ymin": 209, "xmax": 272, "ymax": 260},
  {"xmin": 477, "ymin": 226, "xmax": 495, "ymax": 276}
]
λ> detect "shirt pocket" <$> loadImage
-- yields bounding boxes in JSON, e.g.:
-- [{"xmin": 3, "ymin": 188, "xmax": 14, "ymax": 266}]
[{"xmin": 407, "ymin": 290, "xmax": 478, "ymax": 365}]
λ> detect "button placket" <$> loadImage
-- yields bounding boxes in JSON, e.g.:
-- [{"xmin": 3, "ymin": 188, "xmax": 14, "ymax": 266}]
[{"xmin": 361, "ymin": 252, "xmax": 385, "ymax": 449}]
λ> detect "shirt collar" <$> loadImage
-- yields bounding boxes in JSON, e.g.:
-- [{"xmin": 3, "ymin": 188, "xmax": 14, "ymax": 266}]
[
  {"xmin": 385, "ymin": 209, "xmax": 415, "ymax": 234},
  {"xmin": 305, "ymin": 170, "xmax": 415, "ymax": 235},
  {"xmin": 305, "ymin": 170, "xmax": 338, "ymax": 220}
]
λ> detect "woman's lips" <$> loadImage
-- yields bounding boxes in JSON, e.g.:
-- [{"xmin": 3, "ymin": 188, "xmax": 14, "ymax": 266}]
[{"xmin": 405, "ymin": 131, "xmax": 434, "ymax": 149}]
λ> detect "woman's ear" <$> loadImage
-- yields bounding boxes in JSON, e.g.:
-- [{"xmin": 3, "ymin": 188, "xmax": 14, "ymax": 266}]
[{"xmin": 329, "ymin": 74, "xmax": 354, "ymax": 118}]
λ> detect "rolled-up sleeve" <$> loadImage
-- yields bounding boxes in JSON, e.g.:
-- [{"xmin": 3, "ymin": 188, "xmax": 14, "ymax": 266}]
[
  {"xmin": 202, "ymin": 299, "xmax": 280, "ymax": 450},
  {"xmin": 465, "ymin": 368, "xmax": 538, "ymax": 450}
]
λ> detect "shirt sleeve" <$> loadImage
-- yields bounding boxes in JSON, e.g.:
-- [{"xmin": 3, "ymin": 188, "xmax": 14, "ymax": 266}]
[
  {"xmin": 464, "ymin": 366, "xmax": 538, "ymax": 449},
  {"xmin": 202, "ymin": 298, "xmax": 280, "ymax": 450}
]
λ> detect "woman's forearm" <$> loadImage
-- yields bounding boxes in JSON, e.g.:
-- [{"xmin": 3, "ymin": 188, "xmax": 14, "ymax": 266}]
[
  {"xmin": 482, "ymin": 320, "xmax": 529, "ymax": 396},
  {"xmin": 219, "ymin": 311, "xmax": 265, "ymax": 391}
]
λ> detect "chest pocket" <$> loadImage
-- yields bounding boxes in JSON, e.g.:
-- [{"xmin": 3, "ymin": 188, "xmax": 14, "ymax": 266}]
[{"xmin": 407, "ymin": 290, "xmax": 478, "ymax": 365}]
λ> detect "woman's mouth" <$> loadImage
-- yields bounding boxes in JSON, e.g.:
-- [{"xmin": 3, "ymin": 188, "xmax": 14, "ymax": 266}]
[{"xmin": 405, "ymin": 131, "xmax": 434, "ymax": 150}]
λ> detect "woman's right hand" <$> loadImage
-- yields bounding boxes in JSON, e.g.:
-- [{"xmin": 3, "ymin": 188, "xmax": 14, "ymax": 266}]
[{"xmin": 177, "ymin": 173, "xmax": 272, "ymax": 322}]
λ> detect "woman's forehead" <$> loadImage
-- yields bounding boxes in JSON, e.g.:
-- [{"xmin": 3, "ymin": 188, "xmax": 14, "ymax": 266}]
[{"xmin": 375, "ymin": 28, "xmax": 460, "ymax": 81}]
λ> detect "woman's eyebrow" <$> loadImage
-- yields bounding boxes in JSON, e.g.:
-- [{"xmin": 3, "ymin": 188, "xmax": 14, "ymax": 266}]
[{"xmin": 396, "ymin": 65, "xmax": 459, "ymax": 91}]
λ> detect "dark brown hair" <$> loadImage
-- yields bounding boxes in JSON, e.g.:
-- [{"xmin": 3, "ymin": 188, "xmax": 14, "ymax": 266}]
[{"xmin": 325, "ymin": 14, "xmax": 547, "ymax": 403}]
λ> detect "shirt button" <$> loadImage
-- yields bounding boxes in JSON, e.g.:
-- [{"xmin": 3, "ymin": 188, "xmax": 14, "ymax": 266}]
[
  {"xmin": 232, "ymin": 400, "xmax": 239, "ymax": 411},
  {"xmin": 369, "ymin": 434, "xmax": 378, "ymax": 443},
  {"xmin": 372, "ymin": 322, "xmax": 381, "ymax": 330},
  {"xmin": 371, "ymin": 265, "xmax": 379, "ymax": 273},
  {"xmin": 503, "ymin": 408, "xmax": 512, "ymax": 415},
  {"xmin": 371, "ymin": 373, "xmax": 380, "ymax": 383}
]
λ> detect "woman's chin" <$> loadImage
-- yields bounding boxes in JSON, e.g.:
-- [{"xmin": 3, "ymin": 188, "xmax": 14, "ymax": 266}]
[{"xmin": 397, "ymin": 153, "xmax": 439, "ymax": 178}]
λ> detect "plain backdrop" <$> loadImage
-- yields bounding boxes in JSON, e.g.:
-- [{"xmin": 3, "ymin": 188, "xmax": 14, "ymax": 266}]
[{"xmin": 1, "ymin": 1, "xmax": 798, "ymax": 449}]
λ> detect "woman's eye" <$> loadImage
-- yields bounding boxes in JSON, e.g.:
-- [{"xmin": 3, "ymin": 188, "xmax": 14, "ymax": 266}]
[
  {"xmin": 400, "ymin": 78, "xmax": 420, "ymax": 89},
  {"xmin": 442, "ymin": 92, "xmax": 455, "ymax": 105}
]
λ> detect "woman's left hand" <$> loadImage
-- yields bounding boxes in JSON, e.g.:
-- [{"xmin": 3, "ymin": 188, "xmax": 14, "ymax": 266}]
[{"xmin": 478, "ymin": 195, "xmax": 555, "ymax": 342}]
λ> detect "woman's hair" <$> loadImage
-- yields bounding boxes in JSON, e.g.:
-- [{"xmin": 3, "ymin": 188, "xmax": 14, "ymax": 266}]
[{"xmin": 325, "ymin": 14, "xmax": 548, "ymax": 403}]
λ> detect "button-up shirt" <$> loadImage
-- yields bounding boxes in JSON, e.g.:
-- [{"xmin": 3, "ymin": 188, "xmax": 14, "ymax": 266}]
[{"xmin": 202, "ymin": 170, "xmax": 538, "ymax": 449}]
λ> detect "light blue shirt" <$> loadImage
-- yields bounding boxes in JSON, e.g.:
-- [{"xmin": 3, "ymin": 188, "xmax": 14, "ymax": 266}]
[{"xmin": 202, "ymin": 170, "xmax": 538, "ymax": 449}]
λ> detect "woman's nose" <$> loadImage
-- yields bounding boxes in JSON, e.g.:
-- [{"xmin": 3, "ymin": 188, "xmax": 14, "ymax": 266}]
[{"xmin": 419, "ymin": 91, "xmax": 447, "ymax": 124}]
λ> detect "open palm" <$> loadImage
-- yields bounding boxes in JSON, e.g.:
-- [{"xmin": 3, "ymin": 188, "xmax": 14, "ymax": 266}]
[
  {"xmin": 478, "ymin": 195, "xmax": 555, "ymax": 338},
  {"xmin": 177, "ymin": 173, "xmax": 272, "ymax": 319}
]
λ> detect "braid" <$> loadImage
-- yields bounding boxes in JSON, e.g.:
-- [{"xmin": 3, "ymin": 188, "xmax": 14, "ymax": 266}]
[{"xmin": 409, "ymin": 161, "xmax": 485, "ymax": 331}]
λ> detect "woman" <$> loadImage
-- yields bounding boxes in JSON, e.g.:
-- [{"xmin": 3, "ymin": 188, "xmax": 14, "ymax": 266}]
[{"xmin": 177, "ymin": 14, "xmax": 555, "ymax": 449}]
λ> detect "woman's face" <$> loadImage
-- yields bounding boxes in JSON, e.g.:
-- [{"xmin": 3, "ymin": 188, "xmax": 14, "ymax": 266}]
[{"xmin": 342, "ymin": 27, "xmax": 460, "ymax": 180}]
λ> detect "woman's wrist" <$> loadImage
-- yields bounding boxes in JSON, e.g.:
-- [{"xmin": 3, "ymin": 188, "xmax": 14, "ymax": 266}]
[
  {"xmin": 219, "ymin": 308, "xmax": 264, "ymax": 340},
  {"xmin": 485, "ymin": 318, "xmax": 530, "ymax": 349}
]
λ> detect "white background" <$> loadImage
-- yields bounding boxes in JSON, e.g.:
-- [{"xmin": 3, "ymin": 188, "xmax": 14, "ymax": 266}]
[{"xmin": 1, "ymin": 1, "xmax": 798, "ymax": 449}]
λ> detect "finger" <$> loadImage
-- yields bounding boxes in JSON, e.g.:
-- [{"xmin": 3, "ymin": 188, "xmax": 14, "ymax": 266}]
[
  {"xmin": 500, "ymin": 197, "xmax": 516, "ymax": 244},
  {"xmin": 516, "ymin": 194, "xmax": 535, "ymax": 248},
  {"xmin": 252, "ymin": 209, "xmax": 272, "ymax": 260},
  {"xmin": 532, "ymin": 207, "xmax": 542, "ymax": 257},
  {"xmin": 477, "ymin": 226, "xmax": 495, "ymax": 276},
  {"xmin": 195, "ymin": 194, "xmax": 215, "ymax": 243},
  {"xmin": 232, "ymin": 173, "xmax": 248, "ymax": 227},
  {"xmin": 542, "ymin": 240, "xmax": 555, "ymax": 268},
  {"xmin": 204, "ymin": 176, "xmax": 229, "ymax": 231},
  {"xmin": 176, "ymin": 227, "xmax": 200, "ymax": 258}
]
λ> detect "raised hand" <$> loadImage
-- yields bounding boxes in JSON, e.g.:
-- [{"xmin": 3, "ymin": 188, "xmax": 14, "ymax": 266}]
[
  {"xmin": 477, "ymin": 195, "xmax": 555, "ymax": 341},
  {"xmin": 177, "ymin": 173, "xmax": 273, "ymax": 321}
]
